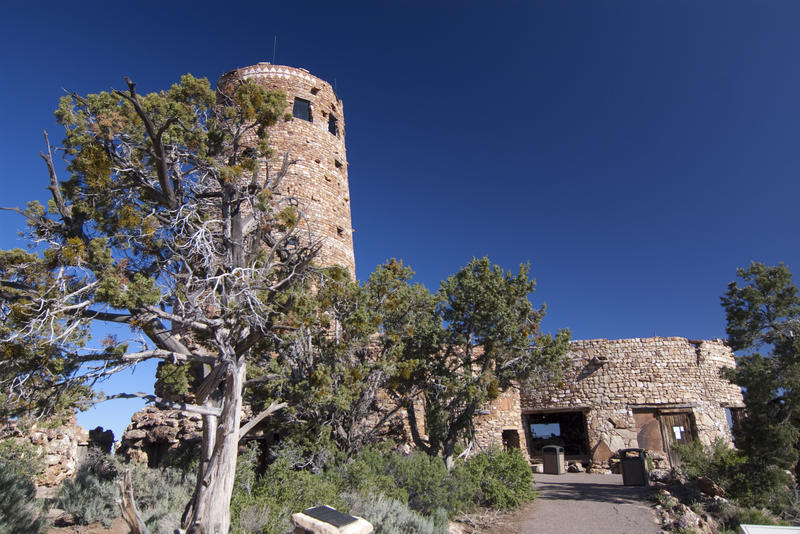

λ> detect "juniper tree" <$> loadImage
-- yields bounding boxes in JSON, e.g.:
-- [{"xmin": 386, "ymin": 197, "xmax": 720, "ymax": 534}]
[
  {"xmin": 0, "ymin": 74, "xmax": 319, "ymax": 534},
  {"xmin": 260, "ymin": 259, "xmax": 441, "ymax": 462},
  {"xmin": 722, "ymin": 262, "xmax": 800, "ymax": 473},
  {"xmin": 406, "ymin": 257, "xmax": 571, "ymax": 468}
]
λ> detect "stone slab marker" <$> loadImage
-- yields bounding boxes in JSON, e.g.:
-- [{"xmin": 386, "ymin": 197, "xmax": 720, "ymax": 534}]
[{"xmin": 291, "ymin": 506, "xmax": 373, "ymax": 534}]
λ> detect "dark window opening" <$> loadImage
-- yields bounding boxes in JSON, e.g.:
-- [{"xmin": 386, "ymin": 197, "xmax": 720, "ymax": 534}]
[
  {"xmin": 328, "ymin": 114, "xmax": 339, "ymax": 136},
  {"xmin": 334, "ymin": 159, "xmax": 343, "ymax": 169},
  {"xmin": 336, "ymin": 227, "xmax": 344, "ymax": 237},
  {"xmin": 293, "ymin": 98, "xmax": 312, "ymax": 122},
  {"xmin": 310, "ymin": 87, "xmax": 320, "ymax": 95},
  {"xmin": 502, "ymin": 429, "xmax": 521, "ymax": 450},
  {"xmin": 525, "ymin": 411, "xmax": 589, "ymax": 458},
  {"xmin": 725, "ymin": 407, "xmax": 745, "ymax": 437}
]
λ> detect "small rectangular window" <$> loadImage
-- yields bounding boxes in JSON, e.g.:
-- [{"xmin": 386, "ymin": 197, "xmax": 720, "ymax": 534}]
[
  {"xmin": 293, "ymin": 98, "xmax": 312, "ymax": 122},
  {"xmin": 328, "ymin": 114, "xmax": 338, "ymax": 136}
]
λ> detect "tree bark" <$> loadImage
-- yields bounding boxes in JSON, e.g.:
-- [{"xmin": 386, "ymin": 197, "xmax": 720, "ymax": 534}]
[
  {"xmin": 184, "ymin": 358, "xmax": 246, "ymax": 534},
  {"xmin": 117, "ymin": 470, "xmax": 150, "ymax": 534}
]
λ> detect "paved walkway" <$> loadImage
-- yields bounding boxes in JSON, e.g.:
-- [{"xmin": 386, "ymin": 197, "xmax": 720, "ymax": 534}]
[{"xmin": 518, "ymin": 473, "xmax": 660, "ymax": 534}]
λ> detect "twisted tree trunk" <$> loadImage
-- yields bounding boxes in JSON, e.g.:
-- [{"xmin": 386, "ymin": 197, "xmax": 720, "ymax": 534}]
[{"xmin": 184, "ymin": 357, "xmax": 246, "ymax": 534}]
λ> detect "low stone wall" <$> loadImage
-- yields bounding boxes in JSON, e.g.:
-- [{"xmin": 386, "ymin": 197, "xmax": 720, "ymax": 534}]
[{"xmin": 3, "ymin": 418, "xmax": 89, "ymax": 487}]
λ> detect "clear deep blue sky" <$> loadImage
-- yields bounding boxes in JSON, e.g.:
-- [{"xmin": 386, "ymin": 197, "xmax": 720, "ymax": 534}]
[{"xmin": 1, "ymin": 1, "xmax": 799, "ymax": 439}]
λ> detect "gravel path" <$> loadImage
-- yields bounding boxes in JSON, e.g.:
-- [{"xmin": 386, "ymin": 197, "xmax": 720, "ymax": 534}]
[{"xmin": 517, "ymin": 473, "xmax": 661, "ymax": 534}]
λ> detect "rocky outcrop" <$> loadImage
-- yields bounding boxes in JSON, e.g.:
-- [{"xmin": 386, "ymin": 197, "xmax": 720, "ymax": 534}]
[{"xmin": 117, "ymin": 406, "xmax": 203, "ymax": 466}]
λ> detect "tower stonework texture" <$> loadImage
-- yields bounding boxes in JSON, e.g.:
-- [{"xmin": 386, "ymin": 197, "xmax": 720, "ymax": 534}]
[{"xmin": 218, "ymin": 63, "xmax": 356, "ymax": 276}]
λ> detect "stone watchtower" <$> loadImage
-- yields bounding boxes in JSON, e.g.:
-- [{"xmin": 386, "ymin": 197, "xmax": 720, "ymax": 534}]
[{"xmin": 218, "ymin": 63, "xmax": 356, "ymax": 277}]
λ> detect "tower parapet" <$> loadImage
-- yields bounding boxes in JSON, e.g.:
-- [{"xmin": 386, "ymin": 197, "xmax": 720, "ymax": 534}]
[{"xmin": 218, "ymin": 63, "xmax": 356, "ymax": 277}]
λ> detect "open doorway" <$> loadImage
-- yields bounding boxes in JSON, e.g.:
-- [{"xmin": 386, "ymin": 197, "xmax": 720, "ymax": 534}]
[{"xmin": 524, "ymin": 411, "xmax": 589, "ymax": 460}]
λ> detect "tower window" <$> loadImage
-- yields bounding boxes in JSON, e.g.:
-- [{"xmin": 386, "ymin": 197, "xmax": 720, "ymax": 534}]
[
  {"xmin": 328, "ymin": 114, "xmax": 339, "ymax": 136},
  {"xmin": 292, "ymin": 98, "xmax": 312, "ymax": 122}
]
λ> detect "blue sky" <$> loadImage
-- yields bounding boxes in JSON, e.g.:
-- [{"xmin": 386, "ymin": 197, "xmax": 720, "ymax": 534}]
[{"xmin": 2, "ymin": 1, "xmax": 799, "ymax": 440}]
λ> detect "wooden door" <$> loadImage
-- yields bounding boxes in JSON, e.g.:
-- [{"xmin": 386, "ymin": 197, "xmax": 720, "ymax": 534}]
[
  {"xmin": 633, "ymin": 410, "xmax": 666, "ymax": 453},
  {"xmin": 659, "ymin": 412, "xmax": 694, "ymax": 466}
]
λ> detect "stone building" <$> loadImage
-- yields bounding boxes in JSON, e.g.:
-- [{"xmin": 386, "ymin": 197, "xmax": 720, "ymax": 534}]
[
  {"xmin": 473, "ymin": 337, "xmax": 744, "ymax": 469},
  {"xmin": 218, "ymin": 63, "xmax": 356, "ymax": 277},
  {"xmin": 119, "ymin": 64, "xmax": 745, "ymax": 470},
  {"xmin": 120, "ymin": 63, "xmax": 357, "ymax": 465}
]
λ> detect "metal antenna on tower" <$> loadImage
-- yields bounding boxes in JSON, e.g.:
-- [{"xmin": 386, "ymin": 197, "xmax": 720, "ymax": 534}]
[{"xmin": 272, "ymin": 36, "xmax": 277, "ymax": 64}]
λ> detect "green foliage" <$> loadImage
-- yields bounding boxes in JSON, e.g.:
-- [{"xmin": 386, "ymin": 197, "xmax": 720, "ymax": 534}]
[
  {"xmin": 674, "ymin": 439, "xmax": 793, "ymax": 513},
  {"xmin": 736, "ymin": 507, "xmax": 789, "ymax": 527},
  {"xmin": 230, "ymin": 443, "xmax": 536, "ymax": 533},
  {"xmin": 419, "ymin": 257, "xmax": 570, "ymax": 462},
  {"xmin": 0, "ymin": 438, "xmax": 44, "ymax": 482},
  {"xmin": 674, "ymin": 440, "xmax": 746, "ymax": 489},
  {"xmin": 56, "ymin": 450, "xmax": 193, "ymax": 532},
  {"xmin": 337, "ymin": 446, "xmax": 534, "ymax": 516},
  {"xmin": 56, "ymin": 461, "xmax": 119, "ymax": 527},
  {"xmin": 265, "ymin": 260, "xmax": 443, "ymax": 457},
  {"xmin": 721, "ymin": 263, "xmax": 800, "ymax": 473},
  {"xmin": 338, "ymin": 444, "xmax": 409, "ymax": 503},
  {"xmin": 346, "ymin": 493, "xmax": 448, "ymax": 534},
  {"xmin": 391, "ymin": 452, "xmax": 454, "ymax": 515},
  {"xmin": 0, "ymin": 456, "xmax": 47, "ymax": 534},
  {"xmin": 129, "ymin": 464, "xmax": 195, "ymax": 534},
  {"xmin": 461, "ymin": 448, "xmax": 535, "ymax": 509},
  {"xmin": 231, "ymin": 453, "xmax": 347, "ymax": 534},
  {"xmin": 155, "ymin": 360, "xmax": 192, "ymax": 398}
]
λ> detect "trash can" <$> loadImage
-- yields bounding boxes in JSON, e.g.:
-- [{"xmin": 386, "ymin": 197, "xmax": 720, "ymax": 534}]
[
  {"xmin": 542, "ymin": 445, "xmax": 565, "ymax": 475},
  {"xmin": 619, "ymin": 448, "xmax": 649, "ymax": 486}
]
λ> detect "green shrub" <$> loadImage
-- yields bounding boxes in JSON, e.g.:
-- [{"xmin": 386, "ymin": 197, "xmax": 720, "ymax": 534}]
[
  {"xmin": 346, "ymin": 492, "xmax": 448, "ymax": 534},
  {"xmin": 736, "ymin": 507, "xmax": 789, "ymax": 527},
  {"xmin": 56, "ymin": 462, "xmax": 119, "ymax": 527},
  {"xmin": 231, "ymin": 457, "xmax": 347, "ymax": 534},
  {"xmin": 0, "ymin": 438, "xmax": 44, "ymax": 482},
  {"xmin": 338, "ymin": 445, "xmax": 408, "ymax": 504},
  {"xmin": 463, "ymin": 448, "xmax": 535, "ymax": 509},
  {"xmin": 0, "ymin": 457, "xmax": 47, "ymax": 534},
  {"xmin": 674, "ymin": 439, "xmax": 793, "ymax": 512},
  {"xmin": 392, "ymin": 453, "xmax": 451, "ymax": 515},
  {"xmin": 56, "ymin": 449, "xmax": 192, "ymax": 532},
  {"xmin": 130, "ymin": 465, "xmax": 194, "ymax": 534}
]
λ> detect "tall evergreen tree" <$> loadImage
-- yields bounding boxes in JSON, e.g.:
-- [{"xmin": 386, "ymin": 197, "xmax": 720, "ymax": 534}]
[
  {"xmin": 722, "ymin": 262, "xmax": 800, "ymax": 472},
  {"xmin": 407, "ymin": 257, "xmax": 570, "ymax": 468},
  {"xmin": 0, "ymin": 74, "xmax": 317, "ymax": 534}
]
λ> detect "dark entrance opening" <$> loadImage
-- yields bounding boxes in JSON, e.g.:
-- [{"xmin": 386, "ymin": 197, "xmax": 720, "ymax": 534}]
[
  {"xmin": 524, "ymin": 411, "xmax": 589, "ymax": 460},
  {"xmin": 502, "ymin": 429, "xmax": 521, "ymax": 450}
]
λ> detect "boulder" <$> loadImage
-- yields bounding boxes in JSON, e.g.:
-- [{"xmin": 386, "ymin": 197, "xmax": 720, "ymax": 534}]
[{"xmin": 696, "ymin": 476, "xmax": 725, "ymax": 497}]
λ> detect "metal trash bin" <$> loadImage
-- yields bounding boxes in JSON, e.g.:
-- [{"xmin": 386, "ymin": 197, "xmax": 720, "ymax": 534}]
[
  {"xmin": 619, "ymin": 448, "xmax": 649, "ymax": 486},
  {"xmin": 542, "ymin": 445, "xmax": 565, "ymax": 475}
]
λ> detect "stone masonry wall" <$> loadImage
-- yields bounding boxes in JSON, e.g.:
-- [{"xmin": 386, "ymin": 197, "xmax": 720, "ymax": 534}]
[
  {"xmin": 473, "ymin": 388, "xmax": 529, "ymax": 461},
  {"xmin": 218, "ymin": 63, "xmax": 356, "ymax": 276},
  {"xmin": 518, "ymin": 337, "xmax": 743, "ymax": 466},
  {"xmin": 3, "ymin": 417, "xmax": 89, "ymax": 487}
]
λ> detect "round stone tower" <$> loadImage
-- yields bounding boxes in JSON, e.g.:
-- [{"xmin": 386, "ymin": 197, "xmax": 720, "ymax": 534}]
[{"xmin": 217, "ymin": 63, "xmax": 356, "ymax": 277}]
